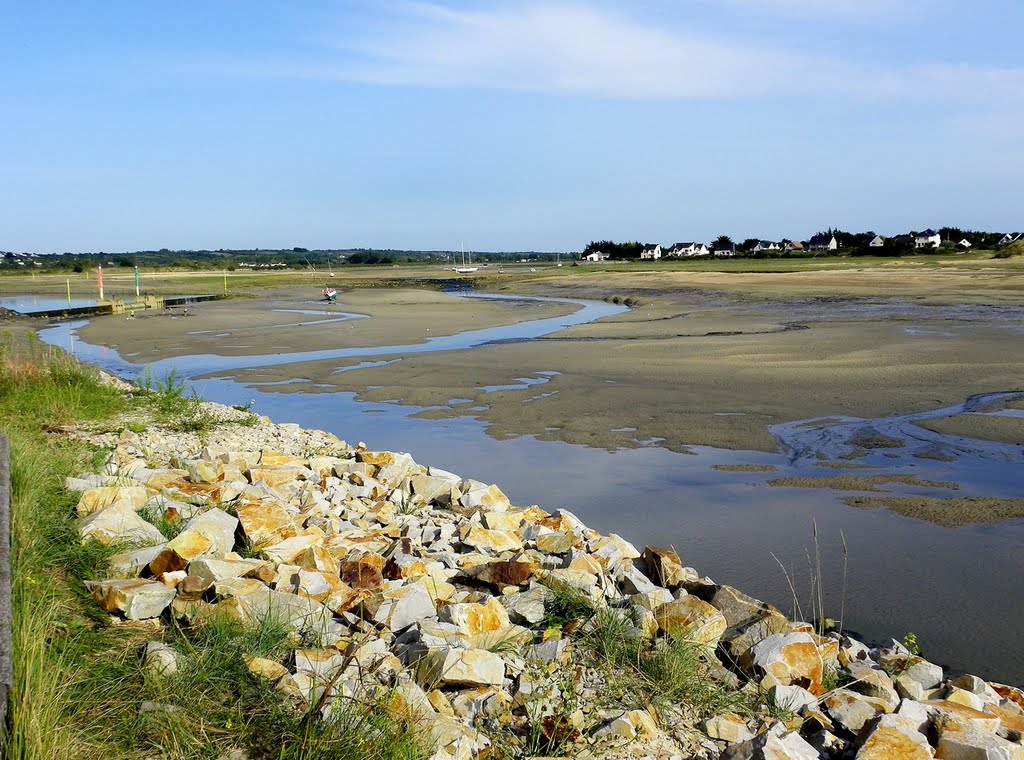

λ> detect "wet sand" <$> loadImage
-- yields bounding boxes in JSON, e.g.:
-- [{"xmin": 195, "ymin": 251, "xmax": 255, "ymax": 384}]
[
  {"xmin": 915, "ymin": 414, "xmax": 1024, "ymax": 445},
  {"xmin": 767, "ymin": 474, "xmax": 959, "ymax": 492},
  {"xmin": 842, "ymin": 495, "xmax": 1024, "ymax": 528},
  {"xmin": 78, "ymin": 287, "xmax": 575, "ymax": 364},
  {"xmin": 75, "ymin": 269, "xmax": 1024, "ymax": 457}
]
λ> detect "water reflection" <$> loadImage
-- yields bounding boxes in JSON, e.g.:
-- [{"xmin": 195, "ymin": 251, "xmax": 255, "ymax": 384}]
[{"xmin": 36, "ymin": 293, "xmax": 1024, "ymax": 686}]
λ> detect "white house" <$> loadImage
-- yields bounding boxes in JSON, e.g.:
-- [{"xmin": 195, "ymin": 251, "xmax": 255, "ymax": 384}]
[
  {"xmin": 998, "ymin": 233, "xmax": 1022, "ymax": 245},
  {"xmin": 956, "ymin": 239, "xmax": 972, "ymax": 249},
  {"xmin": 751, "ymin": 241, "xmax": 779, "ymax": 253},
  {"xmin": 914, "ymin": 229, "xmax": 941, "ymax": 248},
  {"xmin": 869, "ymin": 235, "xmax": 885, "ymax": 248},
  {"xmin": 665, "ymin": 242, "xmax": 709, "ymax": 257},
  {"xmin": 583, "ymin": 251, "xmax": 610, "ymax": 262},
  {"xmin": 640, "ymin": 244, "xmax": 663, "ymax": 260},
  {"xmin": 807, "ymin": 233, "xmax": 838, "ymax": 251}
]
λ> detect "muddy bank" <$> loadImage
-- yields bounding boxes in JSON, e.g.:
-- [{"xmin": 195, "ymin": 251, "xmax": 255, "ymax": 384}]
[
  {"xmin": 915, "ymin": 414, "xmax": 1024, "ymax": 445},
  {"xmin": 77, "ymin": 287, "xmax": 575, "ymax": 364},
  {"xmin": 842, "ymin": 495, "xmax": 1024, "ymax": 528}
]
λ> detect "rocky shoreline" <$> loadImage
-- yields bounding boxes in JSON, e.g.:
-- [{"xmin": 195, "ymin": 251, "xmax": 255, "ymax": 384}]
[{"xmin": 67, "ymin": 391, "xmax": 1024, "ymax": 759}]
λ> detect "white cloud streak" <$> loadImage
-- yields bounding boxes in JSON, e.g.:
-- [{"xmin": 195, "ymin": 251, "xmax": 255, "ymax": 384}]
[{"xmin": 239, "ymin": 2, "xmax": 1024, "ymax": 106}]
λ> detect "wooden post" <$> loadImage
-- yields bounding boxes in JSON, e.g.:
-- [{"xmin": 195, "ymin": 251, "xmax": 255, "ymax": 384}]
[
  {"xmin": 66, "ymin": 278, "xmax": 71, "ymax": 305},
  {"xmin": 97, "ymin": 265, "xmax": 104, "ymax": 302}
]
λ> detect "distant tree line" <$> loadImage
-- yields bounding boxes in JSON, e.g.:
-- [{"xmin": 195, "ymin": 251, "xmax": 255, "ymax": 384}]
[{"xmin": 582, "ymin": 240, "xmax": 644, "ymax": 260}]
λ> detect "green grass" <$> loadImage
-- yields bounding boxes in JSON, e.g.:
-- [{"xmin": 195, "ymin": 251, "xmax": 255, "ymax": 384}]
[
  {"xmin": 582, "ymin": 609, "xmax": 747, "ymax": 719},
  {"xmin": 540, "ymin": 578, "xmax": 596, "ymax": 631},
  {"xmin": 0, "ymin": 331, "xmax": 425, "ymax": 759}
]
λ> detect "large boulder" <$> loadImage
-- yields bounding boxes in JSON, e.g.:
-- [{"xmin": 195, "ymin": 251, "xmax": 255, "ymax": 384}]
[
  {"xmin": 856, "ymin": 714, "xmax": 934, "ymax": 760},
  {"xmin": 89, "ymin": 579, "xmax": 176, "ymax": 620},
  {"xmin": 368, "ymin": 584, "xmax": 437, "ymax": 632},
  {"xmin": 417, "ymin": 647, "xmax": 505, "ymax": 688},
  {"xmin": 743, "ymin": 632, "xmax": 824, "ymax": 693},
  {"xmin": 235, "ymin": 501, "xmax": 298, "ymax": 546},
  {"xmin": 79, "ymin": 503, "xmax": 166, "ymax": 547},
  {"xmin": 721, "ymin": 723, "xmax": 819, "ymax": 760},
  {"xmin": 76, "ymin": 485, "xmax": 149, "ymax": 516},
  {"xmin": 937, "ymin": 724, "xmax": 1024, "ymax": 760},
  {"xmin": 654, "ymin": 595, "xmax": 728, "ymax": 648}
]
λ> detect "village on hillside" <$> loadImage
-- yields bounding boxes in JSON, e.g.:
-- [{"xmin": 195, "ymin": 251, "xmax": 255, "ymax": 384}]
[{"xmin": 582, "ymin": 229, "xmax": 1024, "ymax": 261}]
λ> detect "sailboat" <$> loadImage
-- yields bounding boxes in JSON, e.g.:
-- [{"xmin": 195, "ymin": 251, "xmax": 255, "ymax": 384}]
[{"xmin": 454, "ymin": 244, "xmax": 478, "ymax": 274}]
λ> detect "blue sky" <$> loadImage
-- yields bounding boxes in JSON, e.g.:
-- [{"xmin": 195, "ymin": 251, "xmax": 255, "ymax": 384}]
[{"xmin": 2, "ymin": 1, "xmax": 1022, "ymax": 253}]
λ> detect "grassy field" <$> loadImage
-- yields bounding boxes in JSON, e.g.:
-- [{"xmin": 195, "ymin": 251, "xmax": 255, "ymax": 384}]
[{"xmin": 1, "ymin": 250, "xmax": 1021, "ymax": 304}]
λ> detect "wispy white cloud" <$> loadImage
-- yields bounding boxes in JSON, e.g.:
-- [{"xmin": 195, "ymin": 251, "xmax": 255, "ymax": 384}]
[
  {"xmin": 705, "ymin": 0, "xmax": 928, "ymax": 21},
  {"xmin": 232, "ymin": 2, "xmax": 1024, "ymax": 106}
]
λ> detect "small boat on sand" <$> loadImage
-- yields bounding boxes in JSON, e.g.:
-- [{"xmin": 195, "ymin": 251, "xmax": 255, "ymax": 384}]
[
  {"xmin": 454, "ymin": 244, "xmax": 477, "ymax": 274},
  {"xmin": 322, "ymin": 286, "xmax": 337, "ymax": 302}
]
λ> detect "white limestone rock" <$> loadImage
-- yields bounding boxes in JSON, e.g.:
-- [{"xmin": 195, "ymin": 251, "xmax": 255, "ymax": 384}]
[{"xmin": 89, "ymin": 579, "xmax": 176, "ymax": 620}]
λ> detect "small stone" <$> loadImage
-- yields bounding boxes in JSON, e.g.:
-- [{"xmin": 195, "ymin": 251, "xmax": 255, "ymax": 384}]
[
  {"xmin": 244, "ymin": 656, "xmax": 290, "ymax": 681},
  {"xmin": 459, "ymin": 524, "xmax": 523, "ymax": 553},
  {"xmin": 822, "ymin": 689, "xmax": 891, "ymax": 734},
  {"xmin": 701, "ymin": 713, "xmax": 754, "ymax": 744},
  {"xmin": 417, "ymin": 647, "xmax": 505, "ymax": 688},
  {"xmin": 107, "ymin": 544, "xmax": 166, "ymax": 577},
  {"xmin": 460, "ymin": 481, "xmax": 511, "ymax": 512},
  {"xmin": 369, "ymin": 584, "xmax": 436, "ymax": 632},
  {"xmin": 642, "ymin": 546, "xmax": 687, "ymax": 588},
  {"xmin": 440, "ymin": 596, "xmax": 511, "ymax": 638},
  {"xmin": 472, "ymin": 561, "xmax": 540, "ymax": 589},
  {"xmin": 721, "ymin": 723, "xmax": 819, "ymax": 760},
  {"xmin": 141, "ymin": 640, "xmax": 180, "ymax": 676}
]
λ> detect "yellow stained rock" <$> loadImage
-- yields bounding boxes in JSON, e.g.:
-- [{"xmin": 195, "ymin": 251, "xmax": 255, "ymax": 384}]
[
  {"xmin": 263, "ymin": 534, "xmax": 324, "ymax": 565},
  {"xmin": 482, "ymin": 511, "xmax": 522, "ymax": 533},
  {"xmin": 246, "ymin": 466, "xmax": 306, "ymax": 489},
  {"xmin": 76, "ymin": 485, "xmax": 149, "ymax": 516},
  {"xmin": 258, "ymin": 450, "xmax": 305, "ymax": 467},
  {"xmin": 536, "ymin": 531, "xmax": 580, "ymax": 554},
  {"xmin": 149, "ymin": 529, "xmax": 214, "ymax": 577},
  {"xmin": 642, "ymin": 546, "xmax": 686, "ymax": 588},
  {"xmin": 356, "ymin": 450, "xmax": 398, "ymax": 467},
  {"xmin": 459, "ymin": 524, "xmax": 523, "ymax": 553},
  {"xmin": 244, "ymin": 656, "xmax": 290, "ymax": 681},
  {"xmin": 443, "ymin": 596, "xmax": 511, "ymax": 637},
  {"xmin": 654, "ymin": 595, "xmax": 728, "ymax": 647}
]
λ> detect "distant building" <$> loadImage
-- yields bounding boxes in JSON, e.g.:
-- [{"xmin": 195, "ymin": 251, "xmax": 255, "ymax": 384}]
[
  {"xmin": 869, "ymin": 235, "xmax": 885, "ymax": 248},
  {"xmin": 783, "ymin": 241, "xmax": 805, "ymax": 252},
  {"xmin": 583, "ymin": 251, "xmax": 610, "ymax": 262},
  {"xmin": 956, "ymin": 239, "xmax": 972, "ymax": 249},
  {"xmin": 807, "ymin": 233, "xmax": 839, "ymax": 251},
  {"xmin": 751, "ymin": 241, "xmax": 779, "ymax": 253},
  {"xmin": 998, "ymin": 232, "xmax": 1023, "ymax": 245},
  {"xmin": 640, "ymin": 244, "xmax": 663, "ymax": 260},
  {"xmin": 664, "ymin": 242, "xmax": 709, "ymax": 257},
  {"xmin": 914, "ymin": 230, "xmax": 941, "ymax": 248},
  {"xmin": 712, "ymin": 242, "xmax": 736, "ymax": 257}
]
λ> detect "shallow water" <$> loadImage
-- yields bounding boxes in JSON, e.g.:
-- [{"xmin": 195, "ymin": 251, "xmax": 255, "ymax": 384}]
[
  {"xmin": 0, "ymin": 295, "xmax": 98, "ymax": 312},
  {"xmin": 38, "ymin": 293, "xmax": 1024, "ymax": 685}
]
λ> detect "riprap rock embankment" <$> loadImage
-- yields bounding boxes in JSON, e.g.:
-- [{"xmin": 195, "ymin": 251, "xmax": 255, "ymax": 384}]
[{"xmin": 68, "ymin": 398, "xmax": 1024, "ymax": 759}]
